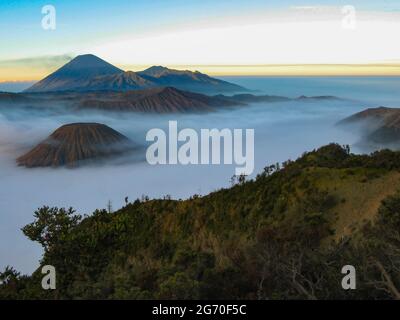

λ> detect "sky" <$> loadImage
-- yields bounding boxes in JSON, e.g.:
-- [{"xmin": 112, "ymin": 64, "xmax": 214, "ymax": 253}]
[{"xmin": 1, "ymin": 0, "xmax": 400, "ymax": 81}]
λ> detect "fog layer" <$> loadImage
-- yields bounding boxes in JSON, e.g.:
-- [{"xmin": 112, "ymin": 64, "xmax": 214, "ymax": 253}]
[{"xmin": 1, "ymin": 76, "xmax": 399, "ymax": 273}]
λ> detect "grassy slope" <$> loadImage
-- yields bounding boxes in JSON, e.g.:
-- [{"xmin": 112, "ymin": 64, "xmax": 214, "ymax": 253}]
[
  {"xmin": 2, "ymin": 143, "xmax": 400, "ymax": 299},
  {"xmin": 295, "ymin": 167, "xmax": 400, "ymax": 240}
]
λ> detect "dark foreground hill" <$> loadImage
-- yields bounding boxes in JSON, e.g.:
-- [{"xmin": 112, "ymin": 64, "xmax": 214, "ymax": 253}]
[
  {"xmin": 17, "ymin": 123, "xmax": 135, "ymax": 167},
  {"xmin": 2, "ymin": 144, "xmax": 400, "ymax": 299}
]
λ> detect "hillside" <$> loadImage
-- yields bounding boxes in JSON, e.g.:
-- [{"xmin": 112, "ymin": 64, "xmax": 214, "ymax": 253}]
[
  {"xmin": 138, "ymin": 66, "xmax": 246, "ymax": 94},
  {"xmin": 4, "ymin": 83, "xmax": 344, "ymax": 114},
  {"xmin": 84, "ymin": 71, "xmax": 155, "ymax": 91},
  {"xmin": 17, "ymin": 123, "xmax": 136, "ymax": 167},
  {"xmin": 74, "ymin": 89, "xmax": 343, "ymax": 113},
  {"xmin": 2, "ymin": 144, "xmax": 400, "ymax": 299},
  {"xmin": 77, "ymin": 87, "xmax": 243, "ymax": 113},
  {"xmin": 338, "ymin": 106, "xmax": 399, "ymax": 124},
  {"xmin": 338, "ymin": 107, "xmax": 400, "ymax": 145}
]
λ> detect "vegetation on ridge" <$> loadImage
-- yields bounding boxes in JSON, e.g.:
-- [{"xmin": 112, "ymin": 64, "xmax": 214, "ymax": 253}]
[{"xmin": 1, "ymin": 144, "xmax": 400, "ymax": 299}]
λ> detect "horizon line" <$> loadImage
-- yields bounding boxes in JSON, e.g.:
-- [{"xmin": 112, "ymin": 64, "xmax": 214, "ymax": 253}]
[{"xmin": 1, "ymin": 63, "xmax": 400, "ymax": 82}]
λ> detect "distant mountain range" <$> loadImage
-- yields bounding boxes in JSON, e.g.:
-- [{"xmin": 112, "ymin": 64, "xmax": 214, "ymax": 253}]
[
  {"xmin": 77, "ymin": 87, "xmax": 244, "ymax": 113},
  {"xmin": 0, "ymin": 92, "xmax": 33, "ymax": 104},
  {"xmin": 24, "ymin": 54, "xmax": 247, "ymax": 94},
  {"xmin": 213, "ymin": 94, "xmax": 342, "ymax": 104},
  {"xmin": 0, "ymin": 55, "xmax": 345, "ymax": 114},
  {"xmin": 338, "ymin": 106, "xmax": 400, "ymax": 146},
  {"xmin": 1, "ymin": 90, "xmax": 343, "ymax": 114}
]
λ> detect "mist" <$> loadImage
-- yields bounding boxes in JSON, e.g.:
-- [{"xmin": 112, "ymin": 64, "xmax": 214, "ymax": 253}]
[
  {"xmin": 1, "ymin": 76, "xmax": 399, "ymax": 274},
  {"xmin": 0, "ymin": 81, "xmax": 35, "ymax": 93}
]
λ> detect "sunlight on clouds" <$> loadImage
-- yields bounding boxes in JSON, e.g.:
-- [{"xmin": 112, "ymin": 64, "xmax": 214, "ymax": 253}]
[
  {"xmin": 90, "ymin": 10, "xmax": 400, "ymax": 68},
  {"xmin": 1, "ymin": 8, "xmax": 400, "ymax": 79},
  {"xmin": 0, "ymin": 55, "xmax": 72, "ymax": 82}
]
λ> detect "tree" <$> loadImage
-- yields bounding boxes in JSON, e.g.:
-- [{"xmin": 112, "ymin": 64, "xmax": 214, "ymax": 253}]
[
  {"xmin": 158, "ymin": 272, "xmax": 200, "ymax": 299},
  {"xmin": 0, "ymin": 266, "xmax": 20, "ymax": 285},
  {"xmin": 238, "ymin": 174, "xmax": 247, "ymax": 185},
  {"xmin": 107, "ymin": 200, "xmax": 113, "ymax": 213},
  {"xmin": 21, "ymin": 206, "xmax": 81, "ymax": 251}
]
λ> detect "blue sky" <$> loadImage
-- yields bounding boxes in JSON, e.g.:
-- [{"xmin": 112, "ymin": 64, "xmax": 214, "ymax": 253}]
[
  {"xmin": 1, "ymin": 0, "xmax": 400, "ymax": 80},
  {"xmin": 1, "ymin": 0, "xmax": 399, "ymax": 59}
]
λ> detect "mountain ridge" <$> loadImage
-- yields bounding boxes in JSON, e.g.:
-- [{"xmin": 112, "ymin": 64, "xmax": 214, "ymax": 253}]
[
  {"xmin": 338, "ymin": 106, "xmax": 400, "ymax": 146},
  {"xmin": 24, "ymin": 54, "xmax": 247, "ymax": 94},
  {"xmin": 77, "ymin": 86, "xmax": 244, "ymax": 113}
]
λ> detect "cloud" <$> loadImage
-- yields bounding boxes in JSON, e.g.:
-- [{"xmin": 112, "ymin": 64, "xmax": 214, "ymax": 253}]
[
  {"xmin": 0, "ymin": 76, "xmax": 383, "ymax": 273},
  {"xmin": 88, "ymin": 10, "xmax": 400, "ymax": 66},
  {"xmin": 0, "ymin": 54, "xmax": 73, "ymax": 82},
  {"xmin": 0, "ymin": 54, "xmax": 73, "ymax": 68}
]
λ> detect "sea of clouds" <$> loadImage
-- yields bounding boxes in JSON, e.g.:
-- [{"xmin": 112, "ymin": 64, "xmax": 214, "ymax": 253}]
[{"xmin": 3, "ymin": 75, "xmax": 400, "ymax": 274}]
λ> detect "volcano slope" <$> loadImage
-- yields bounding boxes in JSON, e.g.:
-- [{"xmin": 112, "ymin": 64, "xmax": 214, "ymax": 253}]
[{"xmin": 17, "ymin": 123, "xmax": 135, "ymax": 168}]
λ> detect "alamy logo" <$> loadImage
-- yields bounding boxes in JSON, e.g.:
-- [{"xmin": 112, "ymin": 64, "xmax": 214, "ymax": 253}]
[
  {"xmin": 41, "ymin": 265, "xmax": 56, "ymax": 290},
  {"xmin": 146, "ymin": 121, "xmax": 255, "ymax": 175},
  {"xmin": 341, "ymin": 265, "xmax": 356, "ymax": 290},
  {"xmin": 41, "ymin": 5, "xmax": 56, "ymax": 30},
  {"xmin": 342, "ymin": 5, "xmax": 356, "ymax": 30}
]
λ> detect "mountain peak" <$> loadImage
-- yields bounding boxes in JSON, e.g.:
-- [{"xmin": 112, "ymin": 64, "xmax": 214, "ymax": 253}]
[
  {"xmin": 140, "ymin": 66, "xmax": 170, "ymax": 77},
  {"xmin": 24, "ymin": 54, "xmax": 123, "ymax": 93},
  {"xmin": 17, "ymin": 123, "xmax": 135, "ymax": 167},
  {"xmin": 58, "ymin": 54, "xmax": 123, "ymax": 73},
  {"xmin": 75, "ymin": 54, "xmax": 98, "ymax": 59}
]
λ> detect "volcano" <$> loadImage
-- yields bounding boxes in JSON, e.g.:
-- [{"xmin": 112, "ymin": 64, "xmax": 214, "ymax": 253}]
[
  {"xmin": 24, "ymin": 54, "xmax": 123, "ymax": 93},
  {"xmin": 24, "ymin": 54, "xmax": 247, "ymax": 94},
  {"xmin": 17, "ymin": 123, "xmax": 135, "ymax": 167},
  {"xmin": 137, "ymin": 66, "xmax": 246, "ymax": 94}
]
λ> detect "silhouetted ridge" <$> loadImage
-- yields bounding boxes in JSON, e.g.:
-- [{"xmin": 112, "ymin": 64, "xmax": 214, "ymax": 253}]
[{"xmin": 24, "ymin": 54, "xmax": 247, "ymax": 94}]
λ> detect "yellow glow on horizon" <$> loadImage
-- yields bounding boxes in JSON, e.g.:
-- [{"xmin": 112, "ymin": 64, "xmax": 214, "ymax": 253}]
[
  {"xmin": 2, "ymin": 64, "xmax": 400, "ymax": 83},
  {"xmin": 2, "ymin": 8, "xmax": 400, "ymax": 82},
  {"xmin": 121, "ymin": 64, "xmax": 400, "ymax": 77},
  {"xmin": 89, "ymin": 10, "xmax": 400, "ymax": 69},
  {"xmin": 0, "ymin": 66, "xmax": 56, "ymax": 82},
  {"xmin": 2, "ymin": 9, "xmax": 400, "ymax": 81}
]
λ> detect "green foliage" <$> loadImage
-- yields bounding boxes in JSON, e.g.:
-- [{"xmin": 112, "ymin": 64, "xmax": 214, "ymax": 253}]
[
  {"xmin": 22, "ymin": 206, "xmax": 81, "ymax": 251},
  {"xmin": 2, "ymin": 144, "xmax": 400, "ymax": 299}
]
